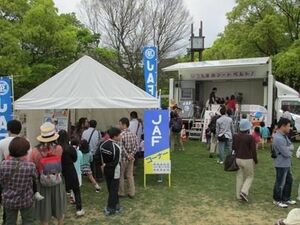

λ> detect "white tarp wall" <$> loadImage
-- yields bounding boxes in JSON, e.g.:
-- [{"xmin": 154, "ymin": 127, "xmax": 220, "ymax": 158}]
[{"xmin": 16, "ymin": 108, "xmax": 145, "ymax": 146}]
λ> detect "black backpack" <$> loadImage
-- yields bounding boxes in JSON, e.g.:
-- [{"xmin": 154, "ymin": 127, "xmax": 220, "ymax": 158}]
[
  {"xmin": 172, "ymin": 117, "xmax": 183, "ymax": 133},
  {"xmin": 208, "ymin": 115, "xmax": 220, "ymax": 134},
  {"xmin": 270, "ymin": 144, "xmax": 277, "ymax": 159}
]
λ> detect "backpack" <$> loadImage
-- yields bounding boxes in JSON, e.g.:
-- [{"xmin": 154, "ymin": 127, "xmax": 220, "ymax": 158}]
[
  {"xmin": 208, "ymin": 115, "xmax": 220, "ymax": 134},
  {"xmin": 270, "ymin": 144, "xmax": 277, "ymax": 159},
  {"xmin": 172, "ymin": 117, "xmax": 183, "ymax": 133},
  {"xmin": 38, "ymin": 147, "xmax": 62, "ymax": 187}
]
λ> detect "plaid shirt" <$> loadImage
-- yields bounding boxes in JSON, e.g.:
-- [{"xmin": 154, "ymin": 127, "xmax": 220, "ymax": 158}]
[
  {"xmin": 120, "ymin": 129, "xmax": 139, "ymax": 161},
  {"xmin": 0, "ymin": 158, "xmax": 37, "ymax": 209}
]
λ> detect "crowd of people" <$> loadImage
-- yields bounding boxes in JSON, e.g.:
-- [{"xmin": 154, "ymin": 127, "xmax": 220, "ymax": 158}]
[
  {"xmin": 204, "ymin": 103, "xmax": 300, "ymax": 213},
  {"xmin": 0, "ymin": 111, "xmax": 143, "ymax": 224},
  {"xmin": 0, "ymin": 100, "xmax": 299, "ymax": 224}
]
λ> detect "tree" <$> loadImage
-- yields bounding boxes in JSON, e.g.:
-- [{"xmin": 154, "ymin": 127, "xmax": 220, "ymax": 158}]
[
  {"xmin": 0, "ymin": 0, "xmax": 100, "ymax": 98},
  {"xmin": 80, "ymin": 0, "xmax": 190, "ymax": 87},
  {"xmin": 203, "ymin": 0, "xmax": 300, "ymax": 89}
]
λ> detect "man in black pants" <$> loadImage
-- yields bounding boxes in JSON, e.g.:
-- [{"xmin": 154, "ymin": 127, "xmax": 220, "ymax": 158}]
[{"xmin": 97, "ymin": 127, "xmax": 122, "ymax": 216}]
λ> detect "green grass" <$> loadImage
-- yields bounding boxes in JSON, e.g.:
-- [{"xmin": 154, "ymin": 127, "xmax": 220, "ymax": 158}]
[{"xmin": 62, "ymin": 141, "xmax": 300, "ymax": 225}]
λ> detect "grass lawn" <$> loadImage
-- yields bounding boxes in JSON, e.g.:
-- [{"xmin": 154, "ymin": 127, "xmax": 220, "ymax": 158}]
[{"xmin": 63, "ymin": 141, "xmax": 300, "ymax": 225}]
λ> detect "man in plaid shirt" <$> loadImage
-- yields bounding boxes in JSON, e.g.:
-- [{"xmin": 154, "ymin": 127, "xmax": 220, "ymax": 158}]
[
  {"xmin": 118, "ymin": 117, "xmax": 139, "ymax": 198},
  {"xmin": 0, "ymin": 137, "xmax": 37, "ymax": 225}
]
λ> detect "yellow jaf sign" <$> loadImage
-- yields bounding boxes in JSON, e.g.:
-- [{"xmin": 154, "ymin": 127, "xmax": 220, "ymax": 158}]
[{"xmin": 144, "ymin": 110, "xmax": 171, "ymax": 187}]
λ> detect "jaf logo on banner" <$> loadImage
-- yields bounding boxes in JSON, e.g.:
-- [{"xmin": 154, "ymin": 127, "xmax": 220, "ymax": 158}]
[
  {"xmin": 143, "ymin": 46, "xmax": 157, "ymax": 97},
  {"xmin": 0, "ymin": 77, "xmax": 13, "ymax": 140},
  {"xmin": 144, "ymin": 110, "xmax": 171, "ymax": 186}
]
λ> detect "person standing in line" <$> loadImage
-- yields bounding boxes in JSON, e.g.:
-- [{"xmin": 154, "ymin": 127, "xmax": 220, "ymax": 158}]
[
  {"xmin": 260, "ymin": 122, "xmax": 270, "ymax": 149},
  {"xmin": 79, "ymin": 139, "xmax": 101, "ymax": 192},
  {"xmin": 170, "ymin": 108, "xmax": 184, "ymax": 151},
  {"xmin": 98, "ymin": 127, "xmax": 122, "ymax": 216},
  {"xmin": 128, "ymin": 111, "xmax": 143, "ymax": 168},
  {"xmin": 82, "ymin": 120, "xmax": 102, "ymax": 180},
  {"xmin": 208, "ymin": 113, "xmax": 221, "ymax": 158},
  {"xmin": 209, "ymin": 87, "xmax": 217, "ymax": 105},
  {"xmin": 70, "ymin": 138, "xmax": 83, "ymax": 205},
  {"xmin": 252, "ymin": 126, "xmax": 261, "ymax": 150},
  {"xmin": 0, "ymin": 120, "xmax": 22, "ymax": 225},
  {"xmin": 0, "ymin": 137, "xmax": 37, "ymax": 225},
  {"xmin": 233, "ymin": 120, "xmax": 257, "ymax": 202},
  {"xmin": 216, "ymin": 106, "xmax": 234, "ymax": 164},
  {"xmin": 58, "ymin": 130, "xmax": 85, "ymax": 217},
  {"xmin": 30, "ymin": 122, "xmax": 67, "ymax": 225},
  {"xmin": 75, "ymin": 117, "xmax": 89, "ymax": 140},
  {"xmin": 273, "ymin": 118, "xmax": 297, "ymax": 208},
  {"xmin": 227, "ymin": 95, "xmax": 237, "ymax": 112},
  {"xmin": 118, "ymin": 118, "xmax": 139, "ymax": 199},
  {"xmin": 129, "ymin": 111, "xmax": 143, "ymax": 143}
]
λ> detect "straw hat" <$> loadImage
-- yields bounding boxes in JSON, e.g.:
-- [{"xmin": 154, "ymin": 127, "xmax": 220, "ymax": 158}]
[
  {"xmin": 283, "ymin": 208, "xmax": 300, "ymax": 225},
  {"xmin": 37, "ymin": 122, "xmax": 59, "ymax": 143}
]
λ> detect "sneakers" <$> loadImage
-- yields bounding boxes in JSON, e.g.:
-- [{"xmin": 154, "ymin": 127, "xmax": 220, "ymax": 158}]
[
  {"xmin": 34, "ymin": 192, "xmax": 44, "ymax": 201},
  {"xmin": 116, "ymin": 206, "xmax": 123, "ymax": 214},
  {"xmin": 103, "ymin": 207, "xmax": 115, "ymax": 216},
  {"xmin": 240, "ymin": 192, "xmax": 248, "ymax": 202},
  {"xmin": 76, "ymin": 209, "xmax": 85, "ymax": 217},
  {"xmin": 95, "ymin": 184, "xmax": 101, "ymax": 193},
  {"xmin": 273, "ymin": 201, "xmax": 288, "ymax": 208},
  {"xmin": 284, "ymin": 200, "xmax": 297, "ymax": 205}
]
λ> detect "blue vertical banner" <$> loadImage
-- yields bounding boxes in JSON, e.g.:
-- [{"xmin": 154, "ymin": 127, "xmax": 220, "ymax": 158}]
[
  {"xmin": 144, "ymin": 110, "xmax": 171, "ymax": 176},
  {"xmin": 0, "ymin": 76, "xmax": 13, "ymax": 140},
  {"xmin": 143, "ymin": 46, "xmax": 157, "ymax": 97}
]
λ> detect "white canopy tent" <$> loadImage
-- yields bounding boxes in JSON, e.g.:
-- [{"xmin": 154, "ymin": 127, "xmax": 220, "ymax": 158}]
[
  {"xmin": 15, "ymin": 55, "xmax": 159, "ymax": 144},
  {"xmin": 15, "ymin": 55, "xmax": 159, "ymax": 109}
]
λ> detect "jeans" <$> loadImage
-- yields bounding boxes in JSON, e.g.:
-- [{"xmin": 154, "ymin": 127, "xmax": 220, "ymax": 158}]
[
  {"xmin": 273, "ymin": 167, "xmax": 293, "ymax": 202},
  {"xmin": 218, "ymin": 139, "xmax": 232, "ymax": 162},
  {"xmin": 105, "ymin": 175, "xmax": 120, "ymax": 211},
  {"xmin": 5, "ymin": 206, "xmax": 34, "ymax": 225},
  {"xmin": 119, "ymin": 160, "xmax": 135, "ymax": 197}
]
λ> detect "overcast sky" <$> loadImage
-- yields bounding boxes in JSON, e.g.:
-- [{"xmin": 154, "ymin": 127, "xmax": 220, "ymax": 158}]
[{"xmin": 53, "ymin": 0, "xmax": 236, "ymax": 47}]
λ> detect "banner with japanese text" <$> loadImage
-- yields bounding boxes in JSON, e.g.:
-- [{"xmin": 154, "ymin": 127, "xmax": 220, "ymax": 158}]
[
  {"xmin": 0, "ymin": 76, "xmax": 13, "ymax": 140},
  {"xmin": 144, "ymin": 110, "xmax": 171, "ymax": 174},
  {"xmin": 143, "ymin": 46, "xmax": 157, "ymax": 97}
]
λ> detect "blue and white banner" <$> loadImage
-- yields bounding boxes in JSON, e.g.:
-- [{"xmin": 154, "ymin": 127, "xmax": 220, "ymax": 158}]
[
  {"xmin": 143, "ymin": 46, "xmax": 157, "ymax": 97},
  {"xmin": 144, "ymin": 110, "xmax": 170, "ymax": 174},
  {"xmin": 0, "ymin": 76, "xmax": 13, "ymax": 140}
]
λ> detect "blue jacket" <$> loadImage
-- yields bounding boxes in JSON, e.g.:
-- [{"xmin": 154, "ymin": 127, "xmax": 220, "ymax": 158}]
[{"xmin": 273, "ymin": 131, "xmax": 293, "ymax": 168}]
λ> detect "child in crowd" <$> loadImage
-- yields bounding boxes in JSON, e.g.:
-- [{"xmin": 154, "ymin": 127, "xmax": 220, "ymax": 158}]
[
  {"xmin": 181, "ymin": 124, "xmax": 187, "ymax": 143},
  {"xmin": 260, "ymin": 122, "xmax": 270, "ymax": 149},
  {"xmin": 70, "ymin": 138, "xmax": 83, "ymax": 204},
  {"xmin": 100, "ymin": 127, "xmax": 122, "ymax": 216},
  {"xmin": 79, "ymin": 139, "xmax": 101, "ymax": 192},
  {"xmin": 0, "ymin": 137, "xmax": 37, "ymax": 224},
  {"xmin": 252, "ymin": 126, "xmax": 261, "ymax": 150}
]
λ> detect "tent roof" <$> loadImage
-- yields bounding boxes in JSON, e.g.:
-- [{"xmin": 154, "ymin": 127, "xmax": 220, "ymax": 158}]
[
  {"xmin": 15, "ymin": 56, "xmax": 159, "ymax": 110},
  {"xmin": 162, "ymin": 57, "xmax": 270, "ymax": 72}
]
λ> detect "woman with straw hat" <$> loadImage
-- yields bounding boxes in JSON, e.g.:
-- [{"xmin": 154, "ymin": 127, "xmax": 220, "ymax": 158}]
[{"xmin": 30, "ymin": 122, "xmax": 66, "ymax": 225}]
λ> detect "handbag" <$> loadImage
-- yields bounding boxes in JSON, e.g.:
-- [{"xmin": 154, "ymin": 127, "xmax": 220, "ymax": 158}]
[
  {"xmin": 218, "ymin": 134, "xmax": 228, "ymax": 142},
  {"xmin": 224, "ymin": 152, "xmax": 239, "ymax": 172}
]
